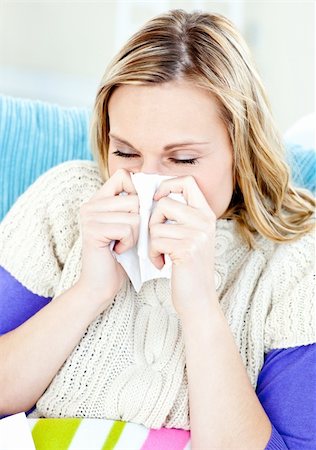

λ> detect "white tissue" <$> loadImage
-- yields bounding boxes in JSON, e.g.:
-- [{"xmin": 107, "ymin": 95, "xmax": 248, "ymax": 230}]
[{"xmin": 110, "ymin": 173, "xmax": 186, "ymax": 292}]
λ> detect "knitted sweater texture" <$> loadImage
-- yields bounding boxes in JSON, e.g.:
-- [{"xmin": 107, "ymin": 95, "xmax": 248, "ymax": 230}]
[{"xmin": 0, "ymin": 160, "xmax": 315, "ymax": 429}]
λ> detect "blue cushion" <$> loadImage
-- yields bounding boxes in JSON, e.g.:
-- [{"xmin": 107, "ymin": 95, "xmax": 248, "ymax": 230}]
[
  {"xmin": 0, "ymin": 95, "xmax": 93, "ymax": 221},
  {"xmin": 0, "ymin": 94, "xmax": 315, "ymax": 221},
  {"xmin": 285, "ymin": 144, "xmax": 316, "ymax": 195}
]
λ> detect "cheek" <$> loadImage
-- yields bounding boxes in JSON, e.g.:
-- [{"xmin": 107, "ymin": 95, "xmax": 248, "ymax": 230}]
[
  {"xmin": 195, "ymin": 161, "xmax": 233, "ymax": 212},
  {"xmin": 107, "ymin": 153, "xmax": 134, "ymax": 177},
  {"xmin": 107, "ymin": 154, "xmax": 118, "ymax": 176},
  {"xmin": 196, "ymin": 165, "xmax": 225, "ymax": 192}
]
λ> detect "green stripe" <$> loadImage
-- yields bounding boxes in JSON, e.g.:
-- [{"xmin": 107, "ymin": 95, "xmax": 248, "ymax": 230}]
[
  {"xmin": 101, "ymin": 420, "xmax": 126, "ymax": 450},
  {"xmin": 32, "ymin": 418, "xmax": 82, "ymax": 450}
]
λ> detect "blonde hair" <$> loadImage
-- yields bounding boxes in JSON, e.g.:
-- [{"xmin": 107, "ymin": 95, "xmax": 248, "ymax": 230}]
[{"xmin": 90, "ymin": 9, "xmax": 315, "ymax": 249}]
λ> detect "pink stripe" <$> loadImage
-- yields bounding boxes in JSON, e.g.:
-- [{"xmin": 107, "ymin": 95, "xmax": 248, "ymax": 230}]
[{"xmin": 140, "ymin": 427, "xmax": 190, "ymax": 450}]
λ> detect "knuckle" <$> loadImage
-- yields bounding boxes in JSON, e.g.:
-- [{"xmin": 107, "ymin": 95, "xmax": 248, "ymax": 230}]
[
  {"xmin": 148, "ymin": 225, "xmax": 156, "ymax": 238},
  {"xmin": 205, "ymin": 209, "xmax": 216, "ymax": 221},
  {"xmin": 188, "ymin": 240, "xmax": 198, "ymax": 253},
  {"xmin": 79, "ymin": 203, "xmax": 92, "ymax": 222},
  {"xmin": 180, "ymin": 174, "xmax": 195, "ymax": 185},
  {"xmin": 127, "ymin": 223, "xmax": 134, "ymax": 235},
  {"xmin": 114, "ymin": 168, "xmax": 130, "ymax": 179},
  {"xmin": 198, "ymin": 232, "xmax": 209, "ymax": 248},
  {"xmin": 117, "ymin": 168, "xmax": 129, "ymax": 175},
  {"xmin": 203, "ymin": 218, "xmax": 216, "ymax": 236},
  {"xmin": 158, "ymin": 196, "xmax": 169, "ymax": 207},
  {"xmin": 149, "ymin": 223, "xmax": 159, "ymax": 237},
  {"xmin": 177, "ymin": 247, "xmax": 190, "ymax": 260},
  {"xmin": 121, "ymin": 224, "xmax": 136, "ymax": 248},
  {"xmin": 79, "ymin": 202, "xmax": 88, "ymax": 215},
  {"xmin": 122, "ymin": 223, "xmax": 133, "ymax": 239},
  {"xmin": 129, "ymin": 196, "xmax": 140, "ymax": 212},
  {"xmin": 149, "ymin": 237, "xmax": 158, "ymax": 253},
  {"xmin": 132, "ymin": 214, "xmax": 140, "ymax": 227}
]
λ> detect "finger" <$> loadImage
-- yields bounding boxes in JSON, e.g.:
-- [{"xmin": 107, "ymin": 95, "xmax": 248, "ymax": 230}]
[
  {"xmin": 148, "ymin": 236, "xmax": 172, "ymax": 269},
  {"xmin": 149, "ymin": 196, "xmax": 207, "ymax": 228},
  {"xmin": 82, "ymin": 222, "xmax": 137, "ymax": 252},
  {"xmin": 92, "ymin": 169, "xmax": 136, "ymax": 199},
  {"xmin": 85, "ymin": 211, "xmax": 139, "ymax": 224},
  {"xmin": 154, "ymin": 175, "xmax": 212, "ymax": 211},
  {"xmin": 83, "ymin": 212, "xmax": 139, "ymax": 250},
  {"xmin": 149, "ymin": 223, "xmax": 186, "ymax": 268},
  {"xmin": 149, "ymin": 237, "xmax": 181, "ymax": 266},
  {"xmin": 81, "ymin": 194, "xmax": 139, "ymax": 214},
  {"xmin": 149, "ymin": 226, "xmax": 212, "ymax": 266},
  {"xmin": 150, "ymin": 253, "xmax": 165, "ymax": 270},
  {"xmin": 149, "ymin": 223, "xmax": 193, "ymax": 240}
]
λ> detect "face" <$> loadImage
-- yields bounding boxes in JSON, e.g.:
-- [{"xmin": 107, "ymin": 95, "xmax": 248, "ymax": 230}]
[{"xmin": 107, "ymin": 79, "xmax": 234, "ymax": 218}]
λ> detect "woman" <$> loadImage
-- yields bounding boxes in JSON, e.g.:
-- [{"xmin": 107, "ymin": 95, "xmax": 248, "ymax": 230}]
[{"xmin": 0, "ymin": 9, "xmax": 315, "ymax": 449}]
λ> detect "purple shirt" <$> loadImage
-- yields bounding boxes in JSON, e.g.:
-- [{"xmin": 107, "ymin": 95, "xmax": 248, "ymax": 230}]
[{"xmin": 1, "ymin": 265, "xmax": 315, "ymax": 448}]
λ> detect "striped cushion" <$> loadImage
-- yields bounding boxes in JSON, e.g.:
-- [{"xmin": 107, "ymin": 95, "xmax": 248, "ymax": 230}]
[{"xmin": 28, "ymin": 418, "xmax": 191, "ymax": 450}]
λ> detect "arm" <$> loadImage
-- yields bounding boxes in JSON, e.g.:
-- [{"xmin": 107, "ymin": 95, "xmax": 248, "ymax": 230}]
[
  {"xmin": 148, "ymin": 175, "xmax": 315, "ymax": 448},
  {"xmin": 0, "ymin": 276, "xmax": 110, "ymax": 415},
  {"xmin": 181, "ymin": 304, "xmax": 316, "ymax": 450},
  {"xmin": 149, "ymin": 176, "xmax": 271, "ymax": 447},
  {"xmin": 256, "ymin": 344, "xmax": 316, "ymax": 450},
  {"xmin": 0, "ymin": 166, "xmax": 139, "ymax": 416},
  {"xmin": 180, "ymin": 300, "xmax": 272, "ymax": 450}
]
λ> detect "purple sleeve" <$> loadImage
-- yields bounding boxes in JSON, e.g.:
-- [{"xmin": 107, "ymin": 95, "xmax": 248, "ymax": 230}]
[
  {"xmin": 0, "ymin": 265, "xmax": 52, "ymax": 418},
  {"xmin": 0, "ymin": 265, "xmax": 51, "ymax": 335},
  {"xmin": 256, "ymin": 343, "xmax": 316, "ymax": 449}
]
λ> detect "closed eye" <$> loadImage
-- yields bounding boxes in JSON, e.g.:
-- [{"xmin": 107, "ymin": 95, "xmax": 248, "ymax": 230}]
[{"xmin": 112, "ymin": 150, "xmax": 198, "ymax": 165}]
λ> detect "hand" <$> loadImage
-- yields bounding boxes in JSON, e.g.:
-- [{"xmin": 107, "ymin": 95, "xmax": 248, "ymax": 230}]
[
  {"xmin": 75, "ymin": 169, "xmax": 140, "ymax": 310},
  {"xmin": 149, "ymin": 175, "xmax": 218, "ymax": 316}
]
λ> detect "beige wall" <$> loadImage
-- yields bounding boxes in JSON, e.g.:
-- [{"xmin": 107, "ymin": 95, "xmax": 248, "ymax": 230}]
[
  {"xmin": 0, "ymin": 1, "xmax": 314, "ymax": 132},
  {"xmin": 244, "ymin": 1, "xmax": 315, "ymax": 133}
]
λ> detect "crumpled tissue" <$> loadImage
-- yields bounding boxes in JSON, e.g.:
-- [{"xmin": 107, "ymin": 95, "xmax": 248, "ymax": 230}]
[{"xmin": 110, "ymin": 173, "xmax": 186, "ymax": 292}]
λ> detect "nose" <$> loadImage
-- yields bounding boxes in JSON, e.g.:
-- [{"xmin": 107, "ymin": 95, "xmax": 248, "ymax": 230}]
[{"xmin": 135, "ymin": 158, "xmax": 163, "ymax": 175}]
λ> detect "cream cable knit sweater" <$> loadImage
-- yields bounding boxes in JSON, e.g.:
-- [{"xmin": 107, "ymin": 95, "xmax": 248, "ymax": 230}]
[{"xmin": 0, "ymin": 160, "xmax": 315, "ymax": 429}]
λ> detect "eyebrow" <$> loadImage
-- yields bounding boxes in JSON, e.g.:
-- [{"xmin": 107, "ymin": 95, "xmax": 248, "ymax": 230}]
[{"xmin": 108, "ymin": 133, "xmax": 210, "ymax": 151}]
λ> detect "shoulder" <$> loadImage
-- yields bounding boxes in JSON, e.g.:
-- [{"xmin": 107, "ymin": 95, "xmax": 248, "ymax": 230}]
[
  {"xmin": 269, "ymin": 227, "xmax": 315, "ymax": 291},
  {"xmin": 24, "ymin": 159, "xmax": 104, "ymax": 199},
  {"xmin": 249, "ymin": 224, "xmax": 315, "ymax": 285},
  {"xmin": 264, "ymin": 227, "xmax": 316, "ymax": 352},
  {"xmin": 0, "ymin": 159, "xmax": 104, "ymax": 237},
  {"xmin": 1, "ymin": 159, "xmax": 104, "ymax": 219},
  {"xmin": 0, "ymin": 160, "xmax": 104, "ymax": 297},
  {"xmin": 33, "ymin": 159, "xmax": 104, "ymax": 219},
  {"xmin": 0, "ymin": 158, "xmax": 105, "ymax": 249}
]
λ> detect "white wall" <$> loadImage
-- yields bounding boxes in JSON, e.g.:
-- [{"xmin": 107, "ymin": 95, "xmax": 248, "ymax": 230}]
[{"xmin": 0, "ymin": 1, "xmax": 314, "ymax": 132}]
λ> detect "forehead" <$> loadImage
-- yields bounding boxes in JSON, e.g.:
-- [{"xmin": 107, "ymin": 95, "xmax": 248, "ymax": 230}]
[{"xmin": 108, "ymin": 80, "xmax": 223, "ymax": 142}]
